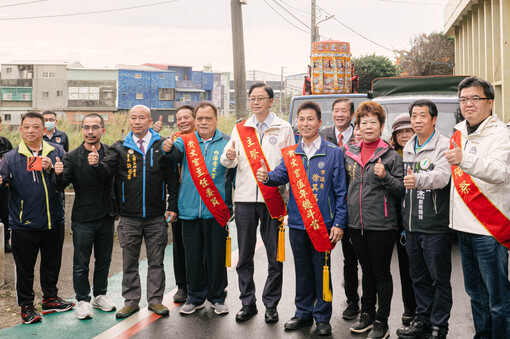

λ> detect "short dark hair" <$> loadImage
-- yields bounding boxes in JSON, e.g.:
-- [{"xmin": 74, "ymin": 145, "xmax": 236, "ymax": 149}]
[
  {"xmin": 194, "ymin": 102, "xmax": 218, "ymax": 117},
  {"xmin": 332, "ymin": 97, "xmax": 354, "ymax": 116},
  {"xmin": 248, "ymin": 82, "xmax": 274, "ymax": 99},
  {"xmin": 83, "ymin": 113, "xmax": 105, "ymax": 127},
  {"xmin": 297, "ymin": 101, "xmax": 321, "ymax": 120},
  {"xmin": 409, "ymin": 99, "xmax": 438, "ymax": 118},
  {"xmin": 22, "ymin": 111, "xmax": 44, "ymax": 125},
  {"xmin": 355, "ymin": 101, "xmax": 386, "ymax": 127},
  {"xmin": 176, "ymin": 105, "xmax": 195, "ymax": 118},
  {"xmin": 41, "ymin": 110, "xmax": 57, "ymax": 118},
  {"xmin": 458, "ymin": 76, "xmax": 495, "ymax": 100}
]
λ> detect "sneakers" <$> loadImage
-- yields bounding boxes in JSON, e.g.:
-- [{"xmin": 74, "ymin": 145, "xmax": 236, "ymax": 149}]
[
  {"xmin": 21, "ymin": 305, "xmax": 42, "ymax": 324},
  {"xmin": 116, "ymin": 305, "xmax": 140, "ymax": 319},
  {"xmin": 342, "ymin": 301, "xmax": 360, "ymax": 319},
  {"xmin": 211, "ymin": 302, "xmax": 229, "ymax": 315},
  {"xmin": 76, "ymin": 301, "xmax": 94, "ymax": 320},
  {"xmin": 92, "ymin": 295, "xmax": 116, "ymax": 312},
  {"xmin": 396, "ymin": 318, "xmax": 432, "ymax": 338},
  {"xmin": 41, "ymin": 297, "xmax": 75, "ymax": 314},
  {"xmin": 350, "ymin": 312, "xmax": 375, "ymax": 333},
  {"xmin": 173, "ymin": 289, "xmax": 187, "ymax": 303},
  {"xmin": 148, "ymin": 303, "xmax": 169, "ymax": 316},
  {"xmin": 367, "ymin": 320, "xmax": 389, "ymax": 339},
  {"xmin": 179, "ymin": 301, "xmax": 206, "ymax": 315}
]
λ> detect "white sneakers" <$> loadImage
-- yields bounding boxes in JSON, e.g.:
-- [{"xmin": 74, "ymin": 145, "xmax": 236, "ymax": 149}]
[
  {"xmin": 76, "ymin": 301, "xmax": 94, "ymax": 320},
  {"xmin": 91, "ymin": 295, "xmax": 116, "ymax": 312}
]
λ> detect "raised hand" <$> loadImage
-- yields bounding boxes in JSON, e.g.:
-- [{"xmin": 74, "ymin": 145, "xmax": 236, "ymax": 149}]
[
  {"xmin": 256, "ymin": 159, "xmax": 268, "ymax": 182},
  {"xmin": 445, "ymin": 140, "xmax": 463, "ymax": 166},
  {"xmin": 54, "ymin": 157, "xmax": 64, "ymax": 175},
  {"xmin": 226, "ymin": 140, "xmax": 236, "ymax": 160},
  {"xmin": 153, "ymin": 115, "xmax": 163, "ymax": 133},
  {"xmin": 162, "ymin": 133, "xmax": 175, "ymax": 152},
  {"xmin": 41, "ymin": 156, "xmax": 52, "ymax": 172},
  {"xmin": 88, "ymin": 145, "xmax": 99, "ymax": 166},
  {"xmin": 403, "ymin": 165, "xmax": 415, "ymax": 189},
  {"xmin": 374, "ymin": 158, "xmax": 386, "ymax": 179}
]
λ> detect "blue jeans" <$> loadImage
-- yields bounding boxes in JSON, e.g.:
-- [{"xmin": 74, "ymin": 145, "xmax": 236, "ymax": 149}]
[{"xmin": 457, "ymin": 231, "xmax": 510, "ymax": 339}]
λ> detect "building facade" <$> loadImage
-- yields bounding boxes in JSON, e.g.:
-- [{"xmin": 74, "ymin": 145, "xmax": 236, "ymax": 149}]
[{"xmin": 444, "ymin": 0, "xmax": 510, "ymax": 122}]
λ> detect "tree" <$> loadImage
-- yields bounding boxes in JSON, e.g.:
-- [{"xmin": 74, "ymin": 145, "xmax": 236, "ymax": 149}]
[
  {"xmin": 397, "ymin": 32, "xmax": 454, "ymax": 76},
  {"xmin": 352, "ymin": 54, "xmax": 398, "ymax": 93}
]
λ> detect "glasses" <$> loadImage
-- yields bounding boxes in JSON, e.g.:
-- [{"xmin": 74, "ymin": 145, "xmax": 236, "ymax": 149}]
[
  {"xmin": 459, "ymin": 96, "xmax": 490, "ymax": 105},
  {"xmin": 248, "ymin": 96, "xmax": 270, "ymax": 102},
  {"xmin": 82, "ymin": 125, "xmax": 102, "ymax": 131}
]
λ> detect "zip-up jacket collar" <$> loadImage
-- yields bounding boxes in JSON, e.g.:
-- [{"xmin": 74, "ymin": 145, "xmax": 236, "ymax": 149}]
[
  {"xmin": 123, "ymin": 128, "xmax": 161, "ymax": 154},
  {"xmin": 345, "ymin": 138, "xmax": 391, "ymax": 167}
]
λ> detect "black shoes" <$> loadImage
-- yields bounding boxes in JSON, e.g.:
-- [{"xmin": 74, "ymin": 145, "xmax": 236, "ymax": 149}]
[
  {"xmin": 401, "ymin": 308, "xmax": 415, "ymax": 326},
  {"xmin": 342, "ymin": 301, "xmax": 360, "ymax": 319},
  {"xmin": 235, "ymin": 304, "xmax": 258, "ymax": 322},
  {"xmin": 4, "ymin": 242, "xmax": 11, "ymax": 253},
  {"xmin": 264, "ymin": 307, "xmax": 279, "ymax": 323},
  {"xmin": 316, "ymin": 322, "xmax": 332, "ymax": 336},
  {"xmin": 430, "ymin": 325, "xmax": 447, "ymax": 339},
  {"xmin": 367, "ymin": 320, "xmax": 390, "ymax": 339},
  {"xmin": 173, "ymin": 288, "xmax": 187, "ymax": 304},
  {"xmin": 350, "ymin": 312, "xmax": 375, "ymax": 333},
  {"xmin": 21, "ymin": 305, "xmax": 42, "ymax": 324},
  {"xmin": 396, "ymin": 318, "xmax": 432, "ymax": 339},
  {"xmin": 284, "ymin": 317, "xmax": 313, "ymax": 331}
]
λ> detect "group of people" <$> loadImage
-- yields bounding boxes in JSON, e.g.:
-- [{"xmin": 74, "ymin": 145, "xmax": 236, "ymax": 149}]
[{"xmin": 0, "ymin": 76, "xmax": 508, "ymax": 339}]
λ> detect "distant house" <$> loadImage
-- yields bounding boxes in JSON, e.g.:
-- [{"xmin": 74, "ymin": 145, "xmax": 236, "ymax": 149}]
[
  {"xmin": 0, "ymin": 60, "xmax": 82, "ymax": 125},
  {"xmin": 66, "ymin": 67, "xmax": 118, "ymax": 125},
  {"xmin": 117, "ymin": 64, "xmax": 177, "ymax": 125}
]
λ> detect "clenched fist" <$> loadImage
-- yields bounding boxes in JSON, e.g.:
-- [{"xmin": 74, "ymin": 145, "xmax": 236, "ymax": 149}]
[
  {"xmin": 374, "ymin": 158, "xmax": 386, "ymax": 179},
  {"xmin": 54, "ymin": 157, "xmax": 64, "ymax": 175},
  {"xmin": 226, "ymin": 140, "xmax": 237, "ymax": 161},
  {"xmin": 88, "ymin": 145, "xmax": 99, "ymax": 166}
]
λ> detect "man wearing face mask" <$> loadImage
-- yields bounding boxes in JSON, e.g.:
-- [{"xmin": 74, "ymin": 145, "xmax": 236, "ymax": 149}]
[{"xmin": 42, "ymin": 110, "xmax": 69, "ymax": 152}]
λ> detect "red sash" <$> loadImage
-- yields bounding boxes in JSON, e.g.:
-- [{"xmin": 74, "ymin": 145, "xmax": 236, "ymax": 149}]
[
  {"xmin": 281, "ymin": 145, "xmax": 332, "ymax": 252},
  {"xmin": 450, "ymin": 130, "xmax": 510, "ymax": 249},
  {"xmin": 237, "ymin": 121, "xmax": 287, "ymax": 219},
  {"xmin": 182, "ymin": 133, "xmax": 231, "ymax": 226}
]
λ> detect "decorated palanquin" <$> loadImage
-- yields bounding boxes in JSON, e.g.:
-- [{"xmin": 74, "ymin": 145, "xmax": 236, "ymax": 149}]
[{"xmin": 311, "ymin": 40, "xmax": 352, "ymax": 94}]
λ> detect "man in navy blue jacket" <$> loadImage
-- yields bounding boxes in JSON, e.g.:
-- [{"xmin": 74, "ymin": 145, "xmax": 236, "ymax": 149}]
[
  {"xmin": 0, "ymin": 112, "xmax": 73, "ymax": 325},
  {"xmin": 257, "ymin": 101, "xmax": 347, "ymax": 336}
]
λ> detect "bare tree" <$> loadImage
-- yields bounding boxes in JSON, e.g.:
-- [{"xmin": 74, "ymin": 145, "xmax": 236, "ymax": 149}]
[{"xmin": 398, "ymin": 32, "xmax": 454, "ymax": 76}]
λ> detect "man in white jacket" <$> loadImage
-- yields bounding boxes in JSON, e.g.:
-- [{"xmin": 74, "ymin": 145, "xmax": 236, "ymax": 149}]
[
  {"xmin": 221, "ymin": 83, "xmax": 294, "ymax": 323},
  {"xmin": 445, "ymin": 76, "xmax": 510, "ymax": 339}
]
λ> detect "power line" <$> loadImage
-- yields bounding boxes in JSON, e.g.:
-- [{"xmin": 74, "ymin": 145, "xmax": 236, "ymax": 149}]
[
  {"xmin": 0, "ymin": 0, "xmax": 178, "ymax": 21},
  {"xmin": 278, "ymin": 0, "xmax": 309, "ymax": 14},
  {"xmin": 378, "ymin": 0, "xmax": 445, "ymax": 5},
  {"xmin": 263, "ymin": 0, "xmax": 309, "ymax": 34},
  {"xmin": 271, "ymin": 0, "xmax": 310, "ymax": 29},
  {"xmin": 0, "ymin": 0, "xmax": 47, "ymax": 8}
]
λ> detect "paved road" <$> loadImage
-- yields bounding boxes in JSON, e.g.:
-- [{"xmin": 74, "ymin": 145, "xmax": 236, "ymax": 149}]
[{"xmin": 0, "ymin": 228, "xmax": 475, "ymax": 339}]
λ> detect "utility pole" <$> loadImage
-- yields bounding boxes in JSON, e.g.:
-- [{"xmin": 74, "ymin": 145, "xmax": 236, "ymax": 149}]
[
  {"xmin": 231, "ymin": 0, "xmax": 248, "ymax": 119},
  {"xmin": 280, "ymin": 66, "xmax": 285, "ymax": 114},
  {"xmin": 311, "ymin": 0, "xmax": 316, "ymax": 44}
]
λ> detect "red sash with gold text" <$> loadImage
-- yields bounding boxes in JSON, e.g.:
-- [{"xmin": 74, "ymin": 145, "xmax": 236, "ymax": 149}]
[
  {"xmin": 450, "ymin": 130, "xmax": 510, "ymax": 249},
  {"xmin": 237, "ymin": 121, "xmax": 287, "ymax": 219},
  {"xmin": 281, "ymin": 145, "xmax": 332, "ymax": 252},
  {"xmin": 182, "ymin": 133, "xmax": 231, "ymax": 226}
]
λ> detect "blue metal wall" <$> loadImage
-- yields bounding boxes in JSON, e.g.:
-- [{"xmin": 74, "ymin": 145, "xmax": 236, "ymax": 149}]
[{"xmin": 118, "ymin": 69, "xmax": 176, "ymax": 110}]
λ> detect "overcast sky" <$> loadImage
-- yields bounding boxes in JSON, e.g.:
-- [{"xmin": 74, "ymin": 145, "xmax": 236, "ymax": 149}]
[{"xmin": 0, "ymin": 0, "xmax": 452, "ymax": 75}]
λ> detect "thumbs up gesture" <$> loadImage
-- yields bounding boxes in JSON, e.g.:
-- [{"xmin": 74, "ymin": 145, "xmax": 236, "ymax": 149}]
[
  {"xmin": 403, "ymin": 165, "xmax": 416, "ymax": 189},
  {"xmin": 445, "ymin": 140, "xmax": 463, "ymax": 166},
  {"xmin": 162, "ymin": 133, "xmax": 175, "ymax": 152},
  {"xmin": 88, "ymin": 145, "xmax": 100, "ymax": 166},
  {"xmin": 256, "ymin": 159, "xmax": 269, "ymax": 182},
  {"xmin": 54, "ymin": 157, "xmax": 64, "ymax": 175},
  {"xmin": 153, "ymin": 115, "xmax": 163, "ymax": 133},
  {"xmin": 374, "ymin": 158, "xmax": 386, "ymax": 179},
  {"xmin": 226, "ymin": 140, "xmax": 237, "ymax": 160}
]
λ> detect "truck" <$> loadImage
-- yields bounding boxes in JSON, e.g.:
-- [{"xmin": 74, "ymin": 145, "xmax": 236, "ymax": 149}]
[{"xmin": 371, "ymin": 75, "xmax": 469, "ymax": 139}]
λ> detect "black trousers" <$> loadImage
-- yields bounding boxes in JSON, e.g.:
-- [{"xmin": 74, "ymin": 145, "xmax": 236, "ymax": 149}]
[
  {"xmin": 350, "ymin": 228, "xmax": 396, "ymax": 322},
  {"xmin": 182, "ymin": 218, "xmax": 227, "ymax": 305},
  {"xmin": 235, "ymin": 202, "xmax": 283, "ymax": 308},
  {"xmin": 12, "ymin": 223, "xmax": 65, "ymax": 307},
  {"xmin": 72, "ymin": 215, "xmax": 115, "ymax": 302},
  {"xmin": 396, "ymin": 231, "xmax": 417, "ymax": 313},
  {"xmin": 172, "ymin": 219, "xmax": 187, "ymax": 291},
  {"xmin": 341, "ymin": 228, "xmax": 359, "ymax": 304}
]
